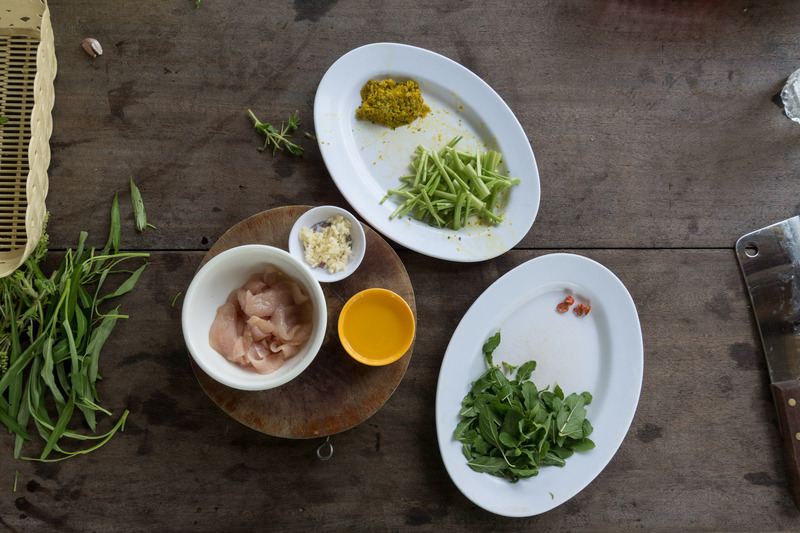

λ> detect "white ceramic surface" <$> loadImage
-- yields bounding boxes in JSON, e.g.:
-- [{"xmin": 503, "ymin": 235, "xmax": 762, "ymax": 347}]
[
  {"xmin": 314, "ymin": 42, "xmax": 540, "ymax": 262},
  {"xmin": 435, "ymin": 253, "xmax": 643, "ymax": 517},
  {"xmin": 182, "ymin": 245, "xmax": 327, "ymax": 391},
  {"xmin": 288, "ymin": 205, "xmax": 366, "ymax": 283}
]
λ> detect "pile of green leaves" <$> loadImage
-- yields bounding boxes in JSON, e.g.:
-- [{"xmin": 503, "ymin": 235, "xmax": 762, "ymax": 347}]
[
  {"xmin": 380, "ymin": 136, "xmax": 520, "ymax": 230},
  {"xmin": 0, "ymin": 196, "xmax": 149, "ymax": 461},
  {"xmin": 454, "ymin": 332, "xmax": 595, "ymax": 482}
]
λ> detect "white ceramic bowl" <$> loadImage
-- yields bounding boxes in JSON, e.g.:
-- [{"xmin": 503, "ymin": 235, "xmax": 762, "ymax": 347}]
[
  {"xmin": 288, "ymin": 205, "xmax": 366, "ymax": 283},
  {"xmin": 182, "ymin": 244, "xmax": 327, "ymax": 391}
]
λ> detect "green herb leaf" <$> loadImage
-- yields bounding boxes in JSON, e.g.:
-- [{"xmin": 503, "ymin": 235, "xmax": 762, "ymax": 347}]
[
  {"xmin": 571, "ymin": 438, "xmax": 596, "ymax": 451},
  {"xmin": 482, "ymin": 331, "xmax": 501, "ymax": 366},
  {"xmin": 103, "ymin": 195, "xmax": 121, "ymax": 255},
  {"xmin": 516, "ymin": 360, "xmax": 537, "ymax": 382},
  {"xmin": 130, "ymin": 177, "xmax": 147, "ymax": 232},
  {"xmin": 467, "ymin": 455, "xmax": 508, "ymax": 474},
  {"xmin": 478, "ymin": 405, "xmax": 500, "ymax": 448},
  {"xmin": 557, "ymin": 394, "xmax": 587, "ymax": 439}
]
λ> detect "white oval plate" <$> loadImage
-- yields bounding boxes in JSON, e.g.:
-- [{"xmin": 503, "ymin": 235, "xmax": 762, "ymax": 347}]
[
  {"xmin": 313, "ymin": 42, "xmax": 540, "ymax": 262},
  {"xmin": 435, "ymin": 253, "xmax": 643, "ymax": 517}
]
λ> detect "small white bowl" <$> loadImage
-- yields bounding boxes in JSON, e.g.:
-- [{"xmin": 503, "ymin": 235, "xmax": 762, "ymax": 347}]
[
  {"xmin": 182, "ymin": 244, "xmax": 327, "ymax": 391},
  {"xmin": 288, "ymin": 205, "xmax": 366, "ymax": 283}
]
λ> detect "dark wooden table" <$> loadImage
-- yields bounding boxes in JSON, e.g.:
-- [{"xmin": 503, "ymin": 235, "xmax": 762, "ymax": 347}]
[{"xmin": 3, "ymin": 0, "xmax": 800, "ymax": 530}]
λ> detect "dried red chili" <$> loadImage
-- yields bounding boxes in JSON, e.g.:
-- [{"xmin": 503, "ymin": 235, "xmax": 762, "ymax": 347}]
[
  {"xmin": 574, "ymin": 303, "xmax": 591, "ymax": 316},
  {"xmin": 564, "ymin": 295, "xmax": 574, "ymax": 306},
  {"xmin": 556, "ymin": 302, "xmax": 570, "ymax": 313}
]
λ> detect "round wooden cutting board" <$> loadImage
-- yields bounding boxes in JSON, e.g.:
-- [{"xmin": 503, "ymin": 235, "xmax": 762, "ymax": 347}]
[{"xmin": 188, "ymin": 206, "xmax": 415, "ymax": 439}]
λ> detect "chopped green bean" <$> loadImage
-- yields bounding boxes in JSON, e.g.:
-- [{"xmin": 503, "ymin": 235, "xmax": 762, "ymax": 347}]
[{"xmin": 383, "ymin": 136, "xmax": 520, "ymax": 229}]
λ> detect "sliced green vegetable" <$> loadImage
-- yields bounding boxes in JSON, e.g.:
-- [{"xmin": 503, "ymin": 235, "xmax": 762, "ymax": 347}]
[
  {"xmin": 381, "ymin": 136, "xmax": 520, "ymax": 229},
  {"xmin": 454, "ymin": 331, "xmax": 595, "ymax": 483}
]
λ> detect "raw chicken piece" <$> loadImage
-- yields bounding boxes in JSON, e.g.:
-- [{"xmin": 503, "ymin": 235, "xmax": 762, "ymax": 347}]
[
  {"xmin": 271, "ymin": 304, "xmax": 313, "ymax": 343},
  {"xmin": 270, "ymin": 341, "xmax": 303, "ymax": 360},
  {"xmin": 241, "ymin": 273, "xmax": 266, "ymax": 294},
  {"xmin": 209, "ymin": 302, "xmax": 242, "ymax": 361},
  {"xmin": 240, "ymin": 281, "xmax": 303, "ymax": 318},
  {"xmin": 247, "ymin": 315, "xmax": 275, "ymax": 341},
  {"xmin": 245, "ymin": 342, "xmax": 285, "ymax": 374}
]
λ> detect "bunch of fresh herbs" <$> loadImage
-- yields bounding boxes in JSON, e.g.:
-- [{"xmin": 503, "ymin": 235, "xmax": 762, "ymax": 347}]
[
  {"xmin": 0, "ymin": 195, "xmax": 149, "ymax": 461},
  {"xmin": 454, "ymin": 331, "xmax": 595, "ymax": 482}
]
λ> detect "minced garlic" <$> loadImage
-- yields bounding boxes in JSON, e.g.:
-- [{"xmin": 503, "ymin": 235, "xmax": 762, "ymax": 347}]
[
  {"xmin": 355, "ymin": 79, "xmax": 430, "ymax": 129},
  {"xmin": 299, "ymin": 215, "xmax": 353, "ymax": 273}
]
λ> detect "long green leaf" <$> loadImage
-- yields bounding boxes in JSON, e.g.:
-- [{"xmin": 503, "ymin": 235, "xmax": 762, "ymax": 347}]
[
  {"xmin": 13, "ymin": 376, "xmax": 32, "ymax": 457},
  {"xmin": 94, "ymin": 263, "xmax": 148, "ymax": 307},
  {"xmin": 62, "ymin": 320, "xmax": 82, "ymax": 401},
  {"xmin": 0, "ymin": 336, "xmax": 44, "ymax": 397},
  {"xmin": 40, "ymin": 391, "xmax": 75, "ymax": 460},
  {"xmin": 23, "ymin": 410, "xmax": 129, "ymax": 462},
  {"xmin": 85, "ymin": 314, "xmax": 118, "ymax": 382},
  {"xmin": 40, "ymin": 337, "xmax": 66, "ymax": 409},
  {"xmin": 6, "ymin": 290, "xmax": 23, "ymax": 421},
  {"xmin": 102, "ymin": 194, "xmax": 121, "ymax": 255},
  {"xmin": 0, "ymin": 396, "xmax": 30, "ymax": 439}
]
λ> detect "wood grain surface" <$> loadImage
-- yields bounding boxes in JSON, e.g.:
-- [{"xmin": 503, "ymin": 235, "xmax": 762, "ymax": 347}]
[
  {"xmin": 3, "ymin": 0, "xmax": 800, "ymax": 531},
  {"xmin": 191, "ymin": 206, "xmax": 415, "ymax": 439}
]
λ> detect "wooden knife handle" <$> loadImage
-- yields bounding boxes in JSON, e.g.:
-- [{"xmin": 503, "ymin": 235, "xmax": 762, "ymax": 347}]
[{"xmin": 771, "ymin": 380, "xmax": 800, "ymax": 508}]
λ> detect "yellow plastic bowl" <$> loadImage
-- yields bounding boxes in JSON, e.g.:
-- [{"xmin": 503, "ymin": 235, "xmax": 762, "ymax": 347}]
[{"xmin": 338, "ymin": 288, "xmax": 415, "ymax": 366}]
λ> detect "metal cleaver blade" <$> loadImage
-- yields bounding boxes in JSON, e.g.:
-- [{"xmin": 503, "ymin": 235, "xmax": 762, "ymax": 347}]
[{"xmin": 736, "ymin": 217, "xmax": 800, "ymax": 508}]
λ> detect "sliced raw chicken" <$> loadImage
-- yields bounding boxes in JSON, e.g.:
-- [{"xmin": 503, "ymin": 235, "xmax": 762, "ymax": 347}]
[{"xmin": 208, "ymin": 265, "xmax": 315, "ymax": 375}]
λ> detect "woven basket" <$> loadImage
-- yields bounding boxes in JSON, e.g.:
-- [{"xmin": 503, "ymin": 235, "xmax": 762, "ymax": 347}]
[{"xmin": 0, "ymin": 0, "xmax": 55, "ymax": 278}]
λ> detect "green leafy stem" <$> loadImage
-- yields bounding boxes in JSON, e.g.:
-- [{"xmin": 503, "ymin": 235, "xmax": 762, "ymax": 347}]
[{"xmin": 247, "ymin": 109, "xmax": 304, "ymax": 156}]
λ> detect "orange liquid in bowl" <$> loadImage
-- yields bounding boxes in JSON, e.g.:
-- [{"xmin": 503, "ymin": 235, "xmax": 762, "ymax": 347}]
[{"xmin": 339, "ymin": 289, "xmax": 415, "ymax": 365}]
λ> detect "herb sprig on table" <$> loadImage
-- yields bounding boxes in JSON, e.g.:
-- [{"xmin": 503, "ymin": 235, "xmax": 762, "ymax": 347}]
[
  {"xmin": 0, "ymin": 196, "xmax": 149, "ymax": 461},
  {"xmin": 248, "ymin": 110, "xmax": 304, "ymax": 156},
  {"xmin": 454, "ymin": 331, "xmax": 595, "ymax": 483}
]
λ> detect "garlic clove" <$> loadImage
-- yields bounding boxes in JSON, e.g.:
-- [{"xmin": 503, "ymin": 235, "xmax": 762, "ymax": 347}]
[{"xmin": 81, "ymin": 38, "xmax": 103, "ymax": 58}]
